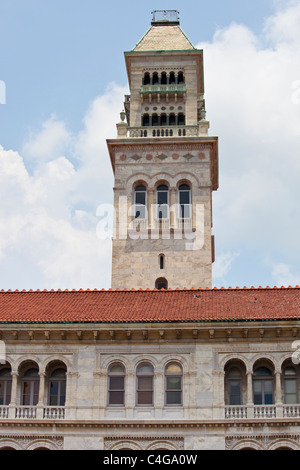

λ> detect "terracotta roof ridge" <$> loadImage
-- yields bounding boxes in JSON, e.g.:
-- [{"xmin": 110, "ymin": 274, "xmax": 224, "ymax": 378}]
[{"xmin": 0, "ymin": 285, "xmax": 299, "ymax": 294}]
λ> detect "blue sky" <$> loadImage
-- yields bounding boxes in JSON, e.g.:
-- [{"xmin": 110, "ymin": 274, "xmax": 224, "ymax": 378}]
[
  {"xmin": 0, "ymin": 0, "xmax": 300, "ymax": 291},
  {"xmin": 0, "ymin": 0, "xmax": 274, "ymax": 149}
]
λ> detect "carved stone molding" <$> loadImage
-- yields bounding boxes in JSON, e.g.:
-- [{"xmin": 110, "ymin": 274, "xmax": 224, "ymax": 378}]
[
  {"xmin": 104, "ymin": 435, "xmax": 184, "ymax": 450},
  {"xmin": 113, "ymin": 143, "xmax": 213, "ymax": 153},
  {"xmin": 0, "ymin": 434, "xmax": 64, "ymax": 450},
  {"xmin": 225, "ymin": 433, "xmax": 300, "ymax": 450}
]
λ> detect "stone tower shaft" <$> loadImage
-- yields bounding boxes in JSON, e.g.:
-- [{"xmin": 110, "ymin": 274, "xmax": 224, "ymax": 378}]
[{"xmin": 107, "ymin": 11, "xmax": 219, "ymax": 290}]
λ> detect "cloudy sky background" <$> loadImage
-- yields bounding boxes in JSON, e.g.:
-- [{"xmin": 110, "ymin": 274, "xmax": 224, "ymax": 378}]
[{"xmin": 0, "ymin": 0, "xmax": 299, "ymax": 290}]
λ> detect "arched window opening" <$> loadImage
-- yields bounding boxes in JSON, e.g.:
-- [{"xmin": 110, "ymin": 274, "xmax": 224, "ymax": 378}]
[
  {"xmin": 142, "ymin": 114, "xmax": 150, "ymax": 127},
  {"xmin": 159, "ymin": 254, "xmax": 165, "ymax": 270},
  {"xmin": 155, "ymin": 278, "xmax": 168, "ymax": 290},
  {"xmin": 143, "ymin": 72, "xmax": 150, "ymax": 85},
  {"xmin": 165, "ymin": 362, "xmax": 182, "ymax": 406},
  {"xmin": 253, "ymin": 366, "xmax": 274, "ymax": 405},
  {"xmin": 224, "ymin": 361, "xmax": 247, "ymax": 406},
  {"xmin": 169, "ymin": 113, "xmax": 176, "ymax": 126},
  {"xmin": 136, "ymin": 363, "xmax": 154, "ymax": 406},
  {"xmin": 169, "ymin": 72, "xmax": 175, "ymax": 84},
  {"xmin": 152, "ymin": 114, "xmax": 159, "ymax": 126},
  {"xmin": 108, "ymin": 363, "xmax": 125, "ymax": 406},
  {"xmin": 160, "ymin": 113, "xmax": 167, "ymax": 126},
  {"xmin": 21, "ymin": 367, "xmax": 39, "ymax": 406},
  {"xmin": 49, "ymin": 368, "xmax": 66, "ymax": 406},
  {"xmin": 161, "ymin": 72, "xmax": 167, "ymax": 85},
  {"xmin": 0, "ymin": 367, "xmax": 12, "ymax": 405},
  {"xmin": 178, "ymin": 113, "xmax": 185, "ymax": 126},
  {"xmin": 178, "ymin": 184, "xmax": 191, "ymax": 219},
  {"xmin": 152, "ymin": 72, "xmax": 159, "ymax": 85},
  {"xmin": 227, "ymin": 367, "xmax": 242, "ymax": 405},
  {"xmin": 157, "ymin": 184, "xmax": 169, "ymax": 219},
  {"xmin": 284, "ymin": 366, "xmax": 298, "ymax": 404},
  {"xmin": 178, "ymin": 71, "xmax": 184, "ymax": 84},
  {"xmin": 134, "ymin": 185, "xmax": 147, "ymax": 220}
]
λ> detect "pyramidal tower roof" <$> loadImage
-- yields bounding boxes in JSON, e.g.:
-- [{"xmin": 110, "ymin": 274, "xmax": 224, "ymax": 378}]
[{"xmin": 132, "ymin": 10, "xmax": 196, "ymax": 52}]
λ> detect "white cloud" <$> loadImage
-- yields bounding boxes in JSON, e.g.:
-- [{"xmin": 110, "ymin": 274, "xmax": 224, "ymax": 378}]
[
  {"xmin": 271, "ymin": 262, "xmax": 300, "ymax": 287},
  {"xmin": 197, "ymin": 1, "xmax": 300, "ymax": 287},
  {"xmin": 213, "ymin": 251, "xmax": 240, "ymax": 284},
  {"xmin": 264, "ymin": 0, "xmax": 300, "ymax": 44},
  {"xmin": 22, "ymin": 115, "xmax": 73, "ymax": 164},
  {"xmin": 0, "ymin": 83, "xmax": 127, "ymax": 290},
  {"xmin": 77, "ymin": 82, "xmax": 128, "ymax": 161}
]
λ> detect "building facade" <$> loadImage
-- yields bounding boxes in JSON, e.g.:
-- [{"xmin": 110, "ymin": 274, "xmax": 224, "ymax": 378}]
[
  {"xmin": 0, "ymin": 11, "xmax": 299, "ymax": 451},
  {"xmin": 0, "ymin": 288, "xmax": 300, "ymax": 451}
]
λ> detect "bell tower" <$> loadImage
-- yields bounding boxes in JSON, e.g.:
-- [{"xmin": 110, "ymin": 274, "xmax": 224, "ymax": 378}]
[{"xmin": 107, "ymin": 10, "xmax": 219, "ymax": 290}]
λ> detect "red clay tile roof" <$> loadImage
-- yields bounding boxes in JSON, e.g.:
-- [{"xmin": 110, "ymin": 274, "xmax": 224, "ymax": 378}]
[{"xmin": 0, "ymin": 287, "xmax": 299, "ymax": 324}]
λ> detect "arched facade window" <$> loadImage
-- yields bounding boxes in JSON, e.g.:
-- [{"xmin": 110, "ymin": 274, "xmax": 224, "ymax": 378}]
[
  {"xmin": 142, "ymin": 114, "xmax": 150, "ymax": 127},
  {"xmin": 178, "ymin": 71, "xmax": 184, "ymax": 84},
  {"xmin": 178, "ymin": 113, "xmax": 185, "ymax": 125},
  {"xmin": 21, "ymin": 368, "xmax": 39, "ymax": 406},
  {"xmin": 165, "ymin": 362, "xmax": 183, "ymax": 406},
  {"xmin": 161, "ymin": 72, "xmax": 167, "ymax": 85},
  {"xmin": 136, "ymin": 363, "xmax": 154, "ymax": 406},
  {"xmin": 227, "ymin": 367, "xmax": 242, "ymax": 405},
  {"xmin": 169, "ymin": 72, "xmax": 175, "ymax": 84},
  {"xmin": 156, "ymin": 184, "xmax": 169, "ymax": 219},
  {"xmin": 152, "ymin": 113, "xmax": 159, "ymax": 126},
  {"xmin": 142, "ymin": 71, "xmax": 185, "ymax": 86},
  {"xmin": 284, "ymin": 366, "xmax": 298, "ymax": 404},
  {"xmin": 178, "ymin": 184, "xmax": 191, "ymax": 219},
  {"xmin": 143, "ymin": 72, "xmax": 150, "ymax": 85},
  {"xmin": 141, "ymin": 112, "xmax": 186, "ymax": 129},
  {"xmin": 253, "ymin": 366, "xmax": 274, "ymax": 405},
  {"xmin": 0, "ymin": 367, "xmax": 12, "ymax": 405},
  {"xmin": 152, "ymin": 72, "xmax": 159, "ymax": 85},
  {"xmin": 134, "ymin": 185, "xmax": 147, "ymax": 220},
  {"xmin": 224, "ymin": 361, "xmax": 247, "ymax": 406},
  {"xmin": 160, "ymin": 113, "xmax": 167, "ymax": 126},
  {"xmin": 48, "ymin": 368, "xmax": 66, "ymax": 406},
  {"xmin": 108, "ymin": 363, "xmax": 125, "ymax": 406},
  {"xmin": 155, "ymin": 278, "xmax": 168, "ymax": 290},
  {"xmin": 169, "ymin": 113, "xmax": 176, "ymax": 126}
]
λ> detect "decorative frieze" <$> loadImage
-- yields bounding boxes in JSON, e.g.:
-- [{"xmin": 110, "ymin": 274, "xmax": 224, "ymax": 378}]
[
  {"xmin": 104, "ymin": 435, "xmax": 184, "ymax": 450},
  {"xmin": 225, "ymin": 433, "xmax": 300, "ymax": 450},
  {"xmin": 0, "ymin": 434, "xmax": 64, "ymax": 450}
]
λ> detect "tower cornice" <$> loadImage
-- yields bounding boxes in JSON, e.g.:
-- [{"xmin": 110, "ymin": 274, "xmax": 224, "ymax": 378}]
[{"xmin": 106, "ymin": 136, "xmax": 219, "ymax": 191}]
